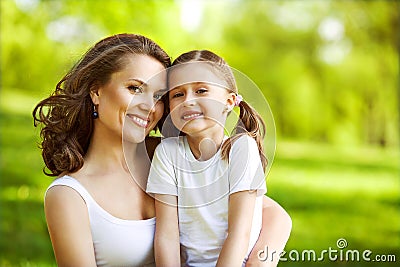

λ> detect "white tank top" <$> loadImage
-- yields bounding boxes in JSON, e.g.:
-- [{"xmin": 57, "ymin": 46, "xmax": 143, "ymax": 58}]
[{"xmin": 46, "ymin": 176, "xmax": 155, "ymax": 267}]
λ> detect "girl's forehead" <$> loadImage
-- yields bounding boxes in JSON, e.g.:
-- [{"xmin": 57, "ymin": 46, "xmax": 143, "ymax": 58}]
[{"xmin": 168, "ymin": 62, "xmax": 228, "ymax": 90}]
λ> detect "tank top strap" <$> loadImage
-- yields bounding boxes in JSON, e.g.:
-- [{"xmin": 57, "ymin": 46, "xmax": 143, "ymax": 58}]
[{"xmin": 46, "ymin": 175, "xmax": 94, "ymax": 206}]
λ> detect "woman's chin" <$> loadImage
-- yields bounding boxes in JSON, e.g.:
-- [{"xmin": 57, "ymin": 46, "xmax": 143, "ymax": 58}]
[{"xmin": 122, "ymin": 132, "xmax": 147, "ymax": 144}]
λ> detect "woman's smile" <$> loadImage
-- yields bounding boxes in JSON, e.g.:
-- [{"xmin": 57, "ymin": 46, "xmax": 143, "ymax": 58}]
[{"xmin": 127, "ymin": 114, "xmax": 150, "ymax": 128}]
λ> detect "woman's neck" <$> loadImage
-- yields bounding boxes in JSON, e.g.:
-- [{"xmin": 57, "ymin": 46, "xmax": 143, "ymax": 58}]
[{"xmin": 82, "ymin": 128, "xmax": 140, "ymax": 177}]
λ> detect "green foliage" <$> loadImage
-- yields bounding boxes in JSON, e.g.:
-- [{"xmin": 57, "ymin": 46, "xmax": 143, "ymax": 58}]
[
  {"xmin": 1, "ymin": 0, "xmax": 398, "ymax": 147},
  {"xmin": 1, "ymin": 0, "xmax": 399, "ymax": 266}
]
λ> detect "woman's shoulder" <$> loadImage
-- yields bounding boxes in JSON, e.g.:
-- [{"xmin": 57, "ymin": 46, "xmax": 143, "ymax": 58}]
[
  {"xmin": 45, "ymin": 180, "xmax": 85, "ymax": 204},
  {"xmin": 45, "ymin": 177, "xmax": 88, "ymax": 218},
  {"xmin": 45, "ymin": 175, "xmax": 89, "ymax": 206}
]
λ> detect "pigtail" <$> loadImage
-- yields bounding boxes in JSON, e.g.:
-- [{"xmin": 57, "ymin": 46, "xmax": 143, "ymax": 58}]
[{"xmin": 220, "ymin": 100, "xmax": 267, "ymax": 170}]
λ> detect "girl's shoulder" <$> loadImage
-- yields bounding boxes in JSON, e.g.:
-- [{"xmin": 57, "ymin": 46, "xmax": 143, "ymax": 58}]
[
  {"xmin": 231, "ymin": 134, "xmax": 258, "ymax": 149},
  {"xmin": 228, "ymin": 134, "xmax": 260, "ymax": 161},
  {"xmin": 151, "ymin": 137, "xmax": 185, "ymax": 159},
  {"xmin": 158, "ymin": 136, "xmax": 183, "ymax": 148}
]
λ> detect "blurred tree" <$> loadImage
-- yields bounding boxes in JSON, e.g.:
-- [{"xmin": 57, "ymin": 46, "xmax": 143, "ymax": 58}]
[
  {"xmin": 213, "ymin": 0, "xmax": 399, "ymax": 147},
  {"xmin": 1, "ymin": 0, "xmax": 398, "ymax": 147},
  {"xmin": 0, "ymin": 0, "xmax": 399, "ymax": 266}
]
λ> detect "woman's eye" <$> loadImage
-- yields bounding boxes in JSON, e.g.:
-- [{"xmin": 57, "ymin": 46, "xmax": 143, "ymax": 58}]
[
  {"xmin": 154, "ymin": 93, "xmax": 163, "ymax": 101},
  {"xmin": 128, "ymin": 85, "xmax": 142, "ymax": 93}
]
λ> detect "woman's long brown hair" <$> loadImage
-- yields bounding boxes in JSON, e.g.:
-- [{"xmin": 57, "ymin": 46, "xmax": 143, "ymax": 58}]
[{"xmin": 33, "ymin": 33, "xmax": 171, "ymax": 176}]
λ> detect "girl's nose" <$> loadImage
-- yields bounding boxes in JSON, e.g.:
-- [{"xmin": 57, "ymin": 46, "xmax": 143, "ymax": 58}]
[{"xmin": 183, "ymin": 92, "xmax": 196, "ymax": 107}]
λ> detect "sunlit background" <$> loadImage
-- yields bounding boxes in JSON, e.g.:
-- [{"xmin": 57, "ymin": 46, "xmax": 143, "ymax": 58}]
[{"xmin": 1, "ymin": 0, "xmax": 399, "ymax": 266}]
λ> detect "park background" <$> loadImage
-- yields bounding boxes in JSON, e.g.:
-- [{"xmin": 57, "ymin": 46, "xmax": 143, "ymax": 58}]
[{"xmin": 1, "ymin": 0, "xmax": 399, "ymax": 266}]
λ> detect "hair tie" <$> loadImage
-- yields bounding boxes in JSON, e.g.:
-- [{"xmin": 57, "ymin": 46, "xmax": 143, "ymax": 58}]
[{"xmin": 235, "ymin": 94, "xmax": 243, "ymax": 106}]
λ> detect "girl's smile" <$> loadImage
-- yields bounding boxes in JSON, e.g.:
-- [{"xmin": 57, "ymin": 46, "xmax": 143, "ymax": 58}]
[{"xmin": 181, "ymin": 110, "xmax": 204, "ymax": 121}]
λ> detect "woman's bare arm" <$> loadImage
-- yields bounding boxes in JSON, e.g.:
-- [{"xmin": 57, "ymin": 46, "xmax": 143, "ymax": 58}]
[
  {"xmin": 217, "ymin": 190, "xmax": 257, "ymax": 267},
  {"xmin": 246, "ymin": 195, "xmax": 292, "ymax": 267},
  {"xmin": 45, "ymin": 186, "xmax": 97, "ymax": 267}
]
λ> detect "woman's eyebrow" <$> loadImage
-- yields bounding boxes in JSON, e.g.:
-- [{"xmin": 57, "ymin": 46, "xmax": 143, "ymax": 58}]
[
  {"xmin": 129, "ymin": 78, "xmax": 169, "ymax": 92},
  {"xmin": 156, "ymin": 88, "xmax": 168, "ymax": 93},
  {"xmin": 128, "ymin": 78, "xmax": 146, "ymax": 87}
]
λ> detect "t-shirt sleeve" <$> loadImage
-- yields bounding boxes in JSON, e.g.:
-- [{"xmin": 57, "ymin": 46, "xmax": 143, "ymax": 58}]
[
  {"xmin": 228, "ymin": 135, "xmax": 267, "ymax": 196},
  {"xmin": 146, "ymin": 142, "xmax": 178, "ymax": 196}
]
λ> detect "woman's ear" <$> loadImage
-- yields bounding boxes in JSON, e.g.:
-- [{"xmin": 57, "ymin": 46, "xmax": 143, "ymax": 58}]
[{"xmin": 90, "ymin": 86, "xmax": 100, "ymax": 105}]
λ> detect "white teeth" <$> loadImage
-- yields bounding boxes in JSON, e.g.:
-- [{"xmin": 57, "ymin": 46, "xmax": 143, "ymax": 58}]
[
  {"xmin": 183, "ymin": 113, "xmax": 202, "ymax": 120},
  {"xmin": 131, "ymin": 116, "xmax": 148, "ymax": 127}
]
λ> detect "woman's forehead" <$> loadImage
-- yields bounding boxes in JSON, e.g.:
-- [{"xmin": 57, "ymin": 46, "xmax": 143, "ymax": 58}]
[{"xmin": 116, "ymin": 54, "xmax": 167, "ymax": 89}]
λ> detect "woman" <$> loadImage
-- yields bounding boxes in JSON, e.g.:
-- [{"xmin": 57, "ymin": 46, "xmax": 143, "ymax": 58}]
[{"xmin": 33, "ymin": 33, "xmax": 291, "ymax": 267}]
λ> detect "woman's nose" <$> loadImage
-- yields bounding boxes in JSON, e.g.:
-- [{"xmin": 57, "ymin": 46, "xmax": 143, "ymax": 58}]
[{"xmin": 139, "ymin": 94, "xmax": 156, "ymax": 112}]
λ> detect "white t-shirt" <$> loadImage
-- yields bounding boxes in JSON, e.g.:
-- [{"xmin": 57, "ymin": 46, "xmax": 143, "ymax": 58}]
[
  {"xmin": 47, "ymin": 176, "xmax": 155, "ymax": 267},
  {"xmin": 147, "ymin": 135, "xmax": 266, "ymax": 266}
]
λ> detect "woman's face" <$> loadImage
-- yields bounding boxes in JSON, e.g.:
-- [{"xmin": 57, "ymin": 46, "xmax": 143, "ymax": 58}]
[{"xmin": 93, "ymin": 54, "xmax": 167, "ymax": 143}]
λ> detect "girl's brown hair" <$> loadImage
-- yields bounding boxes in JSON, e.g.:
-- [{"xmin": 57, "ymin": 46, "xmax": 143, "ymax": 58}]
[
  {"xmin": 33, "ymin": 33, "xmax": 171, "ymax": 176},
  {"xmin": 165, "ymin": 50, "xmax": 267, "ymax": 170}
]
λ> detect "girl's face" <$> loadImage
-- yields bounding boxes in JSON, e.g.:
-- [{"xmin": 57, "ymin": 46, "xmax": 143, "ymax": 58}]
[
  {"xmin": 168, "ymin": 63, "xmax": 235, "ymax": 138},
  {"xmin": 92, "ymin": 54, "xmax": 167, "ymax": 143}
]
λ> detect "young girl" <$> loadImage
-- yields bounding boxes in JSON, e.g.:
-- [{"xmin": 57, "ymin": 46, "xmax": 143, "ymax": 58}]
[{"xmin": 147, "ymin": 50, "xmax": 268, "ymax": 267}]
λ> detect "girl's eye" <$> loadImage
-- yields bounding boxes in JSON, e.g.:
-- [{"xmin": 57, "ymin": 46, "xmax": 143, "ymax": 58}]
[
  {"xmin": 128, "ymin": 85, "xmax": 142, "ymax": 93},
  {"xmin": 171, "ymin": 92, "xmax": 184, "ymax": 98},
  {"xmin": 196, "ymin": 87, "xmax": 207, "ymax": 94}
]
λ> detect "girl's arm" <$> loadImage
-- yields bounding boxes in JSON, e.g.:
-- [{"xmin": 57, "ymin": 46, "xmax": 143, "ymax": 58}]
[
  {"xmin": 245, "ymin": 196, "xmax": 292, "ymax": 267},
  {"xmin": 45, "ymin": 186, "xmax": 97, "ymax": 267},
  {"xmin": 154, "ymin": 194, "xmax": 180, "ymax": 267},
  {"xmin": 216, "ymin": 190, "xmax": 257, "ymax": 267}
]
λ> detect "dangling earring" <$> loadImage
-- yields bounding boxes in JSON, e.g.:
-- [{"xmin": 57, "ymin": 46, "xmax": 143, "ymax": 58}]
[{"xmin": 93, "ymin": 105, "xmax": 99, "ymax": 119}]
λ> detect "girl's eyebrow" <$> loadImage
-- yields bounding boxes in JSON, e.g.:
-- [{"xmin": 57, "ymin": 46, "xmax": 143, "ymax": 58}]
[
  {"xmin": 169, "ymin": 81, "xmax": 231, "ymax": 93},
  {"xmin": 169, "ymin": 84, "xmax": 183, "ymax": 91},
  {"xmin": 169, "ymin": 81, "xmax": 207, "ymax": 91}
]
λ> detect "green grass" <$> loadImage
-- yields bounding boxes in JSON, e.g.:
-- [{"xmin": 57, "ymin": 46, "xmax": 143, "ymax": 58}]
[
  {"xmin": 269, "ymin": 141, "xmax": 400, "ymax": 266},
  {"xmin": 1, "ymin": 91, "xmax": 399, "ymax": 266}
]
